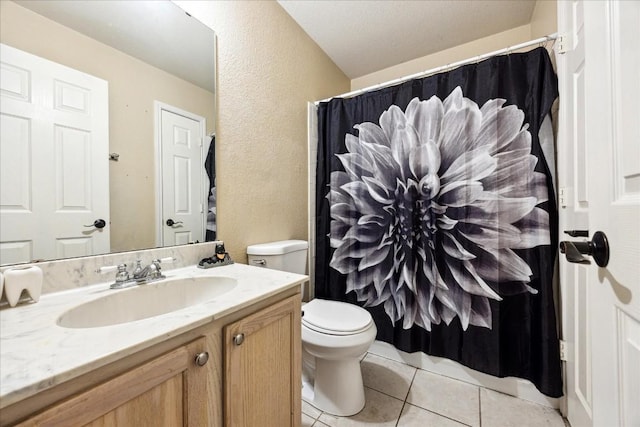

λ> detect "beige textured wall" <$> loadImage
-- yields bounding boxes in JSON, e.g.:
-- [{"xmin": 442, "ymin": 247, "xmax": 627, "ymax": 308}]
[
  {"xmin": 351, "ymin": 24, "xmax": 532, "ymax": 90},
  {"xmin": 531, "ymin": 0, "xmax": 558, "ymax": 38},
  {"xmin": 0, "ymin": 1, "xmax": 215, "ymax": 253},
  {"xmin": 351, "ymin": 0, "xmax": 557, "ymax": 91},
  {"xmin": 174, "ymin": 1, "xmax": 350, "ymax": 263}
]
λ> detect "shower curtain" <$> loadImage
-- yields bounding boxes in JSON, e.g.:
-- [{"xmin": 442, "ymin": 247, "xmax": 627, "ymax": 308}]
[{"xmin": 315, "ymin": 47, "xmax": 562, "ymax": 397}]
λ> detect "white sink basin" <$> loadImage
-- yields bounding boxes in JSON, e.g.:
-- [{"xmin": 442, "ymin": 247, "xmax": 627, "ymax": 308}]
[{"xmin": 57, "ymin": 276, "xmax": 237, "ymax": 328}]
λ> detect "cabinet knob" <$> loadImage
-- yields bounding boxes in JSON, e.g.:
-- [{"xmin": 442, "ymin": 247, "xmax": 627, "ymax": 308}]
[
  {"xmin": 233, "ymin": 333, "xmax": 245, "ymax": 346},
  {"xmin": 194, "ymin": 351, "xmax": 209, "ymax": 366}
]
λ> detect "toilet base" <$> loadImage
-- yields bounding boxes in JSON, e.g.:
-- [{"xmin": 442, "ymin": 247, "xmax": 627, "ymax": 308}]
[{"xmin": 302, "ymin": 357, "xmax": 365, "ymax": 416}]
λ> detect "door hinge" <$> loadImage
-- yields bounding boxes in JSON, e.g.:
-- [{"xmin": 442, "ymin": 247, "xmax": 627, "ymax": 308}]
[
  {"xmin": 555, "ymin": 34, "xmax": 571, "ymax": 54},
  {"xmin": 200, "ymin": 203, "xmax": 204, "ymax": 213},
  {"xmin": 558, "ymin": 187, "xmax": 573, "ymax": 208},
  {"xmin": 559, "ymin": 340, "xmax": 568, "ymax": 362}
]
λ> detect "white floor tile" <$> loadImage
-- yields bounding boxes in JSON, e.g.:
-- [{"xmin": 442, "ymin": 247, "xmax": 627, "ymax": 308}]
[
  {"xmin": 302, "ymin": 413, "xmax": 316, "ymax": 427},
  {"xmin": 303, "ymin": 400, "xmax": 323, "ymax": 419},
  {"xmin": 361, "ymin": 353, "xmax": 417, "ymax": 400},
  {"xmin": 317, "ymin": 387, "xmax": 404, "ymax": 427},
  {"xmin": 302, "ymin": 356, "xmax": 566, "ymax": 427},
  {"xmin": 398, "ymin": 403, "xmax": 470, "ymax": 427},
  {"xmin": 480, "ymin": 389, "xmax": 565, "ymax": 427},
  {"xmin": 407, "ymin": 369, "xmax": 480, "ymax": 427}
]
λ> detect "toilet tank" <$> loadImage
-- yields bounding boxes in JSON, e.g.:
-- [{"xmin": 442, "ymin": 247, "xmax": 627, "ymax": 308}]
[{"xmin": 247, "ymin": 240, "xmax": 308, "ymax": 274}]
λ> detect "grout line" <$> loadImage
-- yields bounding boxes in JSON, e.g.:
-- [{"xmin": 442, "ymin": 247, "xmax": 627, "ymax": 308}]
[
  {"xmin": 367, "ymin": 351, "xmax": 421, "ymax": 369},
  {"xmin": 404, "ymin": 368, "xmax": 418, "ymax": 402},
  {"xmin": 404, "ymin": 403, "xmax": 474, "ymax": 427},
  {"xmin": 396, "ymin": 367, "xmax": 417, "ymax": 427},
  {"xmin": 302, "ymin": 400, "xmax": 323, "ymax": 421},
  {"xmin": 478, "ymin": 387, "xmax": 483, "ymax": 427},
  {"xmin": 402, "ymin": 366, "xmax": 472, "ymax": 426},
  {"xmin": 314, "ymin": 351, "xmax": 564, "ymax": 427},
  {"xmin": 395, "ymin": 401, "xmax": 407, "ymax": 427},
  {"xmin": 361, "ymin": 353, "xmax": 416, "ymax": 403},
  {"xmin": 370, "ymin": 351, "xmax": 485, "ymax": 395},
  {"xmin": 363, "ymin": 385, "xmax": 405, "ymax": 404},
  {"xmin": 366, "ymin": 352, "xmax": 474, "ymax": 426},
  {"xmin": 312, "ymin": 419, "xmax": 328, "ymax": 427}
]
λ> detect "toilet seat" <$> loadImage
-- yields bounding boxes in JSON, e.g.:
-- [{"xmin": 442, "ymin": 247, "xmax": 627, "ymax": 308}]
[{"xmin": 302, "ymin": 299, "xmax": 372, "ymax": 336}]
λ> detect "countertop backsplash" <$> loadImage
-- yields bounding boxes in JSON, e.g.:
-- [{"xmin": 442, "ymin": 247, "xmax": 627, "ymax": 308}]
[{"xmin": 0, "ymin": 242, "xmax": 220, "ymax": 300}]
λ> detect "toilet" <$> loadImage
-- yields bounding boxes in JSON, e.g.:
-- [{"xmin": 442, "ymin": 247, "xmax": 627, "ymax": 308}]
[{"xmin": 247, "ymin": 240, "xmax": 377, "ymax": 416}]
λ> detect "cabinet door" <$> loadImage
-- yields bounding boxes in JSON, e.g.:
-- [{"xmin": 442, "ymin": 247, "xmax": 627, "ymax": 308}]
[
  {"xmin": 224, "ymin": 294, "xmax": 301, "ymax": 427},
  {"xmin": 17, "ymin": 337, "xmax": 212, "ymax": 427}
]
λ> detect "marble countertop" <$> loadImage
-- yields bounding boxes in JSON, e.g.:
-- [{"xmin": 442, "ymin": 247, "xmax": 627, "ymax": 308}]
[{"xmin": 0, "ymin": 263, "xmax": 307, "ymax": 408}]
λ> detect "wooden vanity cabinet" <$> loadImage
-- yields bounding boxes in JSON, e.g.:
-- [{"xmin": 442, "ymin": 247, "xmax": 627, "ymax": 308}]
[
  {"xmin": 224, "ymin": 294, "xmax": 301, "ymax": 427},
  {"xmin": 4, "ymin": 290, "xmax": 301, "ymax": 427},
  {"xmin": 15, "ymin": 337, "xmax": 212, "ymax": 427}
]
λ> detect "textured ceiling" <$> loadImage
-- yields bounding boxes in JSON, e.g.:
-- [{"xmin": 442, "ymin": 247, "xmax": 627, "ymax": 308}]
[{"xmin": 277, "ymin": 0, "xmax": 537, "ymax": 78}]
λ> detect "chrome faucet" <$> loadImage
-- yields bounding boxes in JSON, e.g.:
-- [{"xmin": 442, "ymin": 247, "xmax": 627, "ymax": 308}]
[
  {"xmin": 115, "ymin": 264, "xmax": 130, "ymax": 285},
  {"xmin": 132, "ymin": 259, "xmax": 164, "ymax": 281},
  {"xmin": 97, "ymin": 257, "xmax": 174, "ymax": 289}
]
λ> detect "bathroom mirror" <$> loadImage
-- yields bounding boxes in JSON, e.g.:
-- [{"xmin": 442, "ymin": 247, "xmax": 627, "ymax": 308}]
[{"xmin": 0, "ymin": 0, "xmax": 216, "ymax": 266}]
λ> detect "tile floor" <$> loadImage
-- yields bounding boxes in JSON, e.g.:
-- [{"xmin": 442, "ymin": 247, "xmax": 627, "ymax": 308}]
[{"xmin": 302, "ymin": 353, "xmax": 568, "ymax": 427}]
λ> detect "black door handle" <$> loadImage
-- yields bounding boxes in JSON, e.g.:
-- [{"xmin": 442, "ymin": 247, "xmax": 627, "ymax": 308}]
[
  {"xmin": 563, "ymin": 230, "xmax": 589, "ymax": 237},
  {"xmin": 560, "ymin": 231, "xmax": 610, "ymax": 267},
  {"xmin": 166, "ymin": 219, "xmax": 183, "ymax": 227},
  {"xmin": 84, "ymin": 219, "xmax": 106, "ymax": 229}
]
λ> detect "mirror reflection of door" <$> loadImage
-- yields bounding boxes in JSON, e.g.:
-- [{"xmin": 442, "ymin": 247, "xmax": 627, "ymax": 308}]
[
  {"xmin": 0, "ymin": 44, "xmax": 110, "ymax": 264},
  {"xmin": 155, "ymin": 102, "xmax": 206, "ymax": 247}
]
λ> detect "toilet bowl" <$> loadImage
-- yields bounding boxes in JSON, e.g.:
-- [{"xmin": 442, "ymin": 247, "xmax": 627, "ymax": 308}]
[
  {"xmin": 246, "ymin": 240, "xmax": 377, "ymax": 416},
  {"xmin": 301, "ymin": 298, "xmax": 377, "ymax": 416}
]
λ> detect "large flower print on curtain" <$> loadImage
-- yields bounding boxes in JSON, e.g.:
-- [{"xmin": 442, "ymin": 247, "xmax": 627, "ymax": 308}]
[{"xmin": 328, "ymin": 86, "xmax": 549, "ymax": 332}]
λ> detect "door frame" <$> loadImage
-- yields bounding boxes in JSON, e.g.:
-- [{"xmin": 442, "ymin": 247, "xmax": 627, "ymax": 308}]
[{"xmin": 153, "ymin": 101, "xmax": 208, "ymax": 247}]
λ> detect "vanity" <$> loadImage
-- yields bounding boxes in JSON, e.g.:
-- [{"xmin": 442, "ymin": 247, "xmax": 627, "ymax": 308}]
[{"xmin": 0, "ymin": 262, "xmax": 305, "ymax": 426}]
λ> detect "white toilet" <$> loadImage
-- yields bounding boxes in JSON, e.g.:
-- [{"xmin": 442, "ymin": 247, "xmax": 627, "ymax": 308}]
[{"xmin": 247, "ymin": 240, "xmax": 377, "ymax": 416}]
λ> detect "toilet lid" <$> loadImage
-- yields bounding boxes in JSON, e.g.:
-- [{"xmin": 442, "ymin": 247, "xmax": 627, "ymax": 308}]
[{"xmin": 302, "ymin": 299, "xmax": 373, "ymax": 336}]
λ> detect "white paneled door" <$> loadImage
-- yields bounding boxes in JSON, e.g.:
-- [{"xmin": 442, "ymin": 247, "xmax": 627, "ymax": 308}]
[
  {"xmin": 156, "ymin": 103, "xmax": 206, "ymax": 247},
  {"xmin": 558, "ymin": 2, "xmax": 640, "ymax": 427},
  {"xmin": 0, "ymin": 44, "xmax": 109, "ymax": 264}
]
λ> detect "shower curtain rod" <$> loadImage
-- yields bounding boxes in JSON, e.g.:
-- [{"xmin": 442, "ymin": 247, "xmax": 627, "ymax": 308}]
[{"xmin": 314, "ymin": 33, "xmax": 558, "ymax": 105}]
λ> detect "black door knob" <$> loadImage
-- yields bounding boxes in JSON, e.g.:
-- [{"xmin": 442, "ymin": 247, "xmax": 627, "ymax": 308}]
[
  {"xmin": 166, "ymin": 219, "xmax": 184, "ymax": 227},
  {"xmin": 564, "ymin": 230, "xmax": 589, "ymax": 237},
  {"xmin": 560, "ymin": 231, "xmax": 610, "ymax": 267},
  {"xmin": 84, "ymin": 219, "xmax": 106, "ymax": 229}
]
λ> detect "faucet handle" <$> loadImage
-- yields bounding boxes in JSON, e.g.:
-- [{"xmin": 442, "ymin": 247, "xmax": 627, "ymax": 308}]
[
  {"xmin": 96, "ymin": 263, "xmax": 129, "ymax": 276},
  {"xmin": 149, "ymin": 257, "xmax": 174, "ymax": 279},
  {"xmin": 96, "ymin": 264, "xmax": 121, "ymax": 274},
  {"xmin": 132, "ymin": 260, "xmax": 143, "ymax": 277},
  {"xmin": 115, "ymin": 264, "xmax": 130, "ymax": 283}
]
